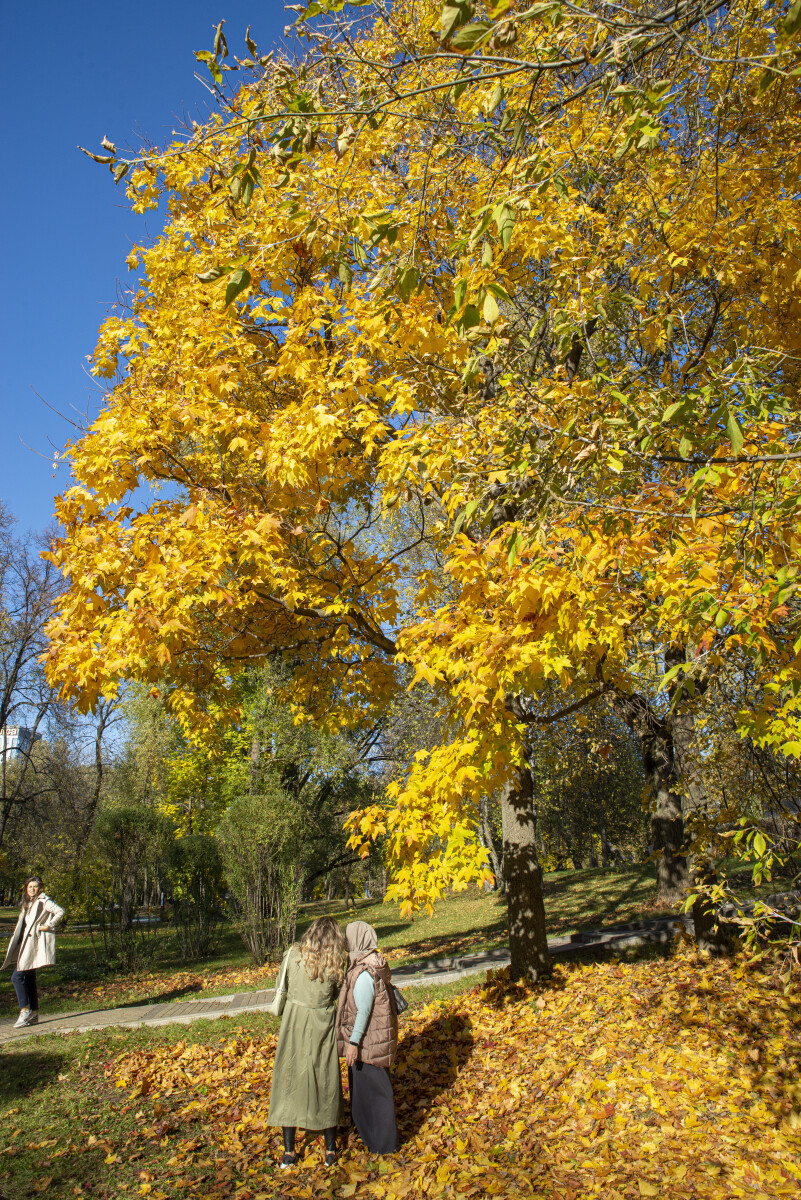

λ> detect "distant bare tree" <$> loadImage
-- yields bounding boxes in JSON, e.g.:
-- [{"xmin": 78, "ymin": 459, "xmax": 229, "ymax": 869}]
[{"xmin": 0, "ymin": 514, "xmax": 62, "ymax": 846}]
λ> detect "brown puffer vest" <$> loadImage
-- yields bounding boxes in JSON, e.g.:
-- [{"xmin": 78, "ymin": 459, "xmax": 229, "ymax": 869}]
[{"xmin": 336, "ymin": 952, "xmax": 399, "ymax": 1068}]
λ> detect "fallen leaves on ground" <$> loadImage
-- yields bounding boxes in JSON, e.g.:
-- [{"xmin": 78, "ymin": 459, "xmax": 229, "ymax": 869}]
[
  {"xmin": 100, "ymin": 949, "xmax": 800, "ymax": 1199},
  {"xmin": 5, "ymin": 963, "xmax": 276, "ymax": 1014}
]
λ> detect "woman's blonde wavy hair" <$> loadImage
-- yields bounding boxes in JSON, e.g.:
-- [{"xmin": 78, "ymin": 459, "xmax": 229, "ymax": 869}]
[{"xmin": 298, "ymin": 916, "xmax": 346, "ymax": 986}]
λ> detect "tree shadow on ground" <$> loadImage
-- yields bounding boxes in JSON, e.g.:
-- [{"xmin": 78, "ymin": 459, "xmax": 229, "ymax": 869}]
[
  {"xmin": 389, "ymin": 919, "xmax": 508, "ymax": 965},
  {"xmin": 542, "ymin": 867, "xmax": 668, "ymax": 934},
  {"xmin": 0, "ymin": 979, "xmax": 207, "ymax": 1020},
  {"xmin": 114, "ymin": 981, "xmax": 205, "ymax": 1008},
  {"xmin": 392, "ymin": 1010, "xmax": 475, "ymax": 1144},
  {"xmin": 0, "ymin": 1048, "xmax": 68, "ymax": 1104}
]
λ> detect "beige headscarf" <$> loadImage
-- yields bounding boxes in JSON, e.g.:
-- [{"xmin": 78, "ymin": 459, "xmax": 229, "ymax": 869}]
[{"xmin": 345, "ymin": 920, "xmax": 379, "ymax": 962}]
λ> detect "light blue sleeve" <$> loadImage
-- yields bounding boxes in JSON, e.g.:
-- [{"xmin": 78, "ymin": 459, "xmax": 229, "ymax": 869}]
[{"xmin": 349, "ymin": 970, "xmax": 375, "ymax": 1045}]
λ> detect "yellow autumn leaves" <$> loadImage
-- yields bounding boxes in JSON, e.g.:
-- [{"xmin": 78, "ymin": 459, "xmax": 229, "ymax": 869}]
[
  {"xmin": 107, "ymin": 950, "xmax": 801, "ymax": 1198},
  {"xmin": 43, "ymin": 0, "xmax": 801, "ymax": 908}
]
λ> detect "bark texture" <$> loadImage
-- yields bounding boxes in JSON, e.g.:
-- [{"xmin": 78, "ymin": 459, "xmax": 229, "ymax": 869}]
[
  {"xmin": 609, "ymin": 690, "xmax": 689, "ymax": 905},
  {"xmin": 501, "ymin": 762, "xmax": 551, "ymax": 981}
]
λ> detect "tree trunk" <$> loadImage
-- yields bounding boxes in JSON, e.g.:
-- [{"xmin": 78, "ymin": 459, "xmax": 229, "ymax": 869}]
[
  {"xmin": 651, "ymin": 772, "xmax": 687, "ymax": 905},
  {"xmin": 609, "ymin": 689, "xmax": 689, "ymax": 905},
  {"xmin": 478, "ymin": 793, "xmax": 505, "ymax": 893},
  {"xmin": 690, "ymin": 857, "xmax": 732, "ymax": 955},
  {"xmin": 598, "ymin": 796, "xmax": 610, "ymax": 868},
  {"xmin": 663, "ymin": 645, "xmax": 729, "ymax": 946},
  {"xmin": 501, "ymin": 762, "xmax": 550, "ymax": 981}
]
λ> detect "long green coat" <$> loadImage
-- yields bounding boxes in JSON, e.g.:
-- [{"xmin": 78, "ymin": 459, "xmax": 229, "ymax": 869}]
[{"xmin": 267, "ymin": 947, "xmax": 344, "ymax": 1130}]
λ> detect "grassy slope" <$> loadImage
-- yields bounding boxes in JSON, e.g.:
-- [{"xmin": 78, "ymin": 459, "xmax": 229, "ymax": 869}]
[
  {"xmin": 0, "ymin": 865, "xmax": 666, "ymax": 1018},
  {"xmin": 0, "ymin": 859, "xmax": 780, "ymax": 1018}
]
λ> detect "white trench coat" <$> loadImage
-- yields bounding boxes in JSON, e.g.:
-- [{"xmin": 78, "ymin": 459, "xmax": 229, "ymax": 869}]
[{"xmin": 2, "ymin": 894, "xmax": 65, "ymax": 972}]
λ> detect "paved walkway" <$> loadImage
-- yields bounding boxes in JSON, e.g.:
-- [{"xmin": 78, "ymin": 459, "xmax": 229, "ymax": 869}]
[{"xmin": 1, "ymin": 915, "xmax": 694, "ymax": 1045}]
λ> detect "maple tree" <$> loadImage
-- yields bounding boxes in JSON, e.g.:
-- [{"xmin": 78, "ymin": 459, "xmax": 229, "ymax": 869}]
[{"xmin": 46, "ymin": 0, "xmax": 801, "ymax": 976}]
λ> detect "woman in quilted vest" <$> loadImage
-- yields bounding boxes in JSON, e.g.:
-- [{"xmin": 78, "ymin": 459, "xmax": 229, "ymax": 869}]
[
  {"xmin": 336, "ymin": 920, "xmax": 400, "ymax": 1154},
  {"xmin": 268, "ymin": 916, "xmax": 347, "ymax": 1167}
]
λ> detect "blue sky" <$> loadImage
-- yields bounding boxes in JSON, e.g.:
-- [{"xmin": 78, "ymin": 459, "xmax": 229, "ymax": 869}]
[{"xmin": 0, "ymin": 1, "xmax": 290, "ymax": 537}]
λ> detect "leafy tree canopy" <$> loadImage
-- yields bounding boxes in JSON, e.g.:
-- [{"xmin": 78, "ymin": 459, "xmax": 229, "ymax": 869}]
[{"xmin": 46, "ymin": 0, "xmax": 801, "ymax": 911}]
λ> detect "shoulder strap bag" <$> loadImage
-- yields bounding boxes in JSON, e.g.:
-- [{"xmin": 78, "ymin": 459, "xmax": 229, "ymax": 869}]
[
  {"xmin": 391, "ymin": 984, "xmax": 409, "ymax": 1015},
  {"xmin": 266, "ymin": 946, "xmax": 293, "ymax": 1016}
]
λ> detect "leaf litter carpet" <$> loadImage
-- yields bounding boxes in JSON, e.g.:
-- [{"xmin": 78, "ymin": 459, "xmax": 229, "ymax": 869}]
[{"xmin": 110, "ymin": 951, "xmax": 800, "ymax": 1199}]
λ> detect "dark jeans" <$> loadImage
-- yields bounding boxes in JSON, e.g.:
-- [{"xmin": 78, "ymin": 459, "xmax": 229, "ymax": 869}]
[
  {"xmin": 282, "ymin": 1126, "xmax": 336, "ymax": 1154},
  {"xmin": 12, "ymin": 967, "xmax": 38, "ymax": 1010}
]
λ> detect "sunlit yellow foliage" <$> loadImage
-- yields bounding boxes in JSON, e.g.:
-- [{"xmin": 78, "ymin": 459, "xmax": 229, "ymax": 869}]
[{"xmin": 46, "ymin": 1, "xmax": 801, "ymax": 909}]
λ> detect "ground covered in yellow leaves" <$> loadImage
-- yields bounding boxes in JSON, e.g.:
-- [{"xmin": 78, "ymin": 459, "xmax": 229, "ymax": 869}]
[
  {"xmin": 103, "ymin": 951, "xmax": 800, "ymax": 1200},
  {"xmin": 31, "ymin": 962, "xmax": 276, "ymax": 1013}
]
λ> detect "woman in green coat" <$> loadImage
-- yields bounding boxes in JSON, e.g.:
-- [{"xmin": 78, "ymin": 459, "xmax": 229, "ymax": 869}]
[{"xmin": 268, "ymin": 916, "xmax": 346, "ymax": 1167}]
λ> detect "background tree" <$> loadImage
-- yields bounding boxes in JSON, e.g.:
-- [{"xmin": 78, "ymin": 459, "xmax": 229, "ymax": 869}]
[{"xmin": 1, "ymin": 515, "xmax": 62, "ymax": 847}]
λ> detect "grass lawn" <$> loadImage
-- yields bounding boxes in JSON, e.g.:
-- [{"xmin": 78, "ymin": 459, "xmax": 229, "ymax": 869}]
[
  {"xmin": 0, "ymin": 860, "xmax": 779, "ymax": 1019},
  {"xmin": 0, "ymin": 949, "xmax": 798, "ymax": 1200}
]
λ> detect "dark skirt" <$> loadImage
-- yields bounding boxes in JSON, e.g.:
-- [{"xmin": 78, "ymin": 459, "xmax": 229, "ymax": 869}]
[{"xmin": 348, "ymin": 1063, "xmax": 400, "ymax": 1153}]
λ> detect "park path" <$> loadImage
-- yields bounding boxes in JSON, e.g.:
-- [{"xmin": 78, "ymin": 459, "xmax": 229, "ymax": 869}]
[{"xmin": 0, "ymin": 915, "xmax": 692, "ymax": 1045}]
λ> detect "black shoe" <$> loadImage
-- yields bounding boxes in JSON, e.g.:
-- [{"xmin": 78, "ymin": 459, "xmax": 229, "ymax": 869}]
[
  {"xmin": 324, "ymin": 1150, "xmax": 338, "ymax": 1167},
  {"xmin": 279, "ymin": 1151, "xmax": 298, "ymax": 1169}
]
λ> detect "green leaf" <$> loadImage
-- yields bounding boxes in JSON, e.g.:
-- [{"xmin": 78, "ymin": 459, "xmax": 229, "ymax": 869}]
[
  {"xmin": 197, "ymin": 263, "xmax": 235, "ymax": 284},
  {"xmin": 784, "ymin": 0, "xmax": 801, "ymax": 36},
  {"xmin": 439, "ymin": 1, "xmax": 475, "ymax": 41},
  {"xmin": 78, "ymin": 146, "xmax": 114, "ymax": 165},
  {"xmin": 657, "ymin": 663, "xmax": 683, "ymax": 693},
  {"xmin": 487, "ymin": 282, "xmax": 512, "ymax": 304},
  {"xmin": 487, "ymin": 84, "xmax": 504, "ymax": 114},
  {"xmin": 506, "ymin": 528, "xmax": 520, "ymax": 569},
  {"xmin": 113, "ymin": 161, "xmax": 129, "ymax": 184},
  {"xmin": 493, "ymin": 201, "xmax": 516, "ymax": 251},
  {"xmin": 353, "ymin": 241, "xmax": 368, "ymax": 268},
  {"xmin": 224, "ymin": 268, "xmax": 251, "ymax": 306},
  {"xmin": 726, "ymin": 409, "xmax": 744, "ymax": 455},
  {"xmin": 195, "ymin": 50, "xmax": 223, "ymax": 86},
  {"xmin": 662, "ymin": 401, "xmax": 683, "ymax": 423},
  {"xmin": 461, "ymin": 354, "xmax": 480, "ymax": 383},
  {"xmin": 338, "ymin": 261, "xmax": 353, "ymax": 288},
  {"xmin": 451, "ymin": 21, "xmax": 492, "ymax": 50},
  {"xmin": 753, "ymin": 832, "xmax": 767, "ymax": 858},
  {"xmin": 397, "ymin": 266, "xmax": 421, "ymax": 301},
  {"xmin": 454, "ymin": 278, "xmax": 467, "ymax": 309},
  {"xmin": 453, "ymin": 496, "xmax": 480, "ymax": 536},
  {"xmin": 459, "ymin": 304, "xmax": 480, "ymax": 331}
]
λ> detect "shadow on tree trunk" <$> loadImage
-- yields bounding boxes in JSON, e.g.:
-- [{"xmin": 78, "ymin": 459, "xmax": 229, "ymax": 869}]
[{"xmin": 501, "ymin": 763, "xmax": 551, "ymax": 981}]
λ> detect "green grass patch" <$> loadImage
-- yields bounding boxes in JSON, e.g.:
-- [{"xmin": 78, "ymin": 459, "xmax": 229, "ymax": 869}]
[{"xmin": 2, "ymin": 861, "xmax": 779, "ymax": 1021}]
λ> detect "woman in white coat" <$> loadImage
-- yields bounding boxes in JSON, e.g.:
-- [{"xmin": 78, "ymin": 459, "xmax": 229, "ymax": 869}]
[{"xmin": 2, "ymin": 876, "xmax": 64, "ymax": 1027}]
